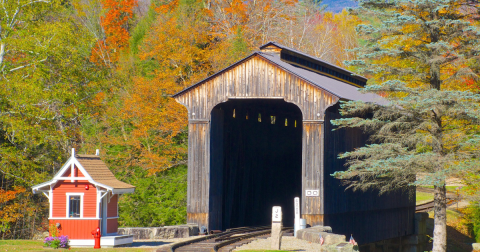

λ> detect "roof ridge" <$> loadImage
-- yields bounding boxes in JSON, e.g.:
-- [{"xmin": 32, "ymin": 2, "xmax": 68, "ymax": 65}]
[{"xmin": 259, "ymin": 41, "xmax": 366, "ymax": 80}]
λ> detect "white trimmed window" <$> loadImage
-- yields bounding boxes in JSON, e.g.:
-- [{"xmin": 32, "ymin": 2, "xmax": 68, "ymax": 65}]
[{"xmin": 66, "ymin": 193, "xmax": 84, "ymax": 218}]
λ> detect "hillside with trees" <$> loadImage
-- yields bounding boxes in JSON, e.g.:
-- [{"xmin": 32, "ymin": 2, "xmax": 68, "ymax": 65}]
[
  {"xmin": 0, "ymin": 0, "xmax": 364, "ymax": 238},
  {"xmin": 0, "ymin": 1, "xmax": 479, "ymax": 250}
]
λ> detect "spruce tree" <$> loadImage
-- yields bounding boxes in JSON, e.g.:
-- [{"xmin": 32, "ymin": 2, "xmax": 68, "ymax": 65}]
[{"xmin": 334, "ymin": 1, "xmax": 480, "ymax": 251}]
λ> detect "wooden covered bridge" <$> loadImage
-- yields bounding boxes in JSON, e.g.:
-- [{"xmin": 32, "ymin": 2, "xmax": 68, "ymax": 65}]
[{"xmin": 172, "ymin": 42, "xmax": 415, "ymax": 244}]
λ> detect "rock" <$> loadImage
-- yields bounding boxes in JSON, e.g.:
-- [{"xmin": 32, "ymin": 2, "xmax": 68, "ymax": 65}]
[
  {"xmin": 32, "ymin": 231, "xmax": 50, "ymax": 240},
  {"xmin": 296, "ymin": 226, "xmax": 345, "ymax": 245},
  {"xmin": 472, "ymin": 243, "xmax": 480, "ymax": 250},
  {"xmin": 118, "ymin": 224, "xmax": 199, "ymax": 240}
]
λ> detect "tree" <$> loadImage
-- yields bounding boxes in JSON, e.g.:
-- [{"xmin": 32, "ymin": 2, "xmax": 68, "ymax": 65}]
[
  {"xmin": 332, "ymin": 1, "xmax": 480, "ymax": 251},
  {"xmin": 0, "ymin": 0, "xmax": 110, "ymax": 238},
  {"xmin": 0, "ymin": 0, "xmax": 52, "ymax": 69},
  {"xmin": 89, "ymin": 0, "xmax": 137, "ymax": 67}
]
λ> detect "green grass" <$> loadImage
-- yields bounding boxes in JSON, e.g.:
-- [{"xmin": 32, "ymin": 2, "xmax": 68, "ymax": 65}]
[
  {"xmin": 419, "ymin": 185, "xmax": 461, "ymax": 192},
  {"xmin": 416, "ymin": 191, "xmax": 434, "ymax": 203},
  {"xmin": 0, "ymin": 240, "xmax": 150, "ymax": 251}
]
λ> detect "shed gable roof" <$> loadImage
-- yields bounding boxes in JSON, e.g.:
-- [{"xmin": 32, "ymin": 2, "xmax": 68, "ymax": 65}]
[
  {"xmin": 76, "ymin": 155, "xmax": 135, "ymax": 190},
  {"xmin": 32, "ymin": 151, "xmax": 134, "ymax": 194}
]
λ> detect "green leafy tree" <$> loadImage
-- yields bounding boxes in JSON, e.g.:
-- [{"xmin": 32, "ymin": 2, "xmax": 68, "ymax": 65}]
[
  {"xmin": 334, "ymin": 1, "xmax": 480, "ymax": 251},
  {"xmin": 118, "ymin": 165, "xmax": 187, "ymax": 227},
  {"xmin": 0, "ymin": 0, "xmax": 108, "ymax": 238}
]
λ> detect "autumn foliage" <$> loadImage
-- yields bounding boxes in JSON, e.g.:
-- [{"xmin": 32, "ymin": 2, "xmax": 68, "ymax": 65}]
[
  {"xmin": 3, "ymin": 0, "xmax": 479, "ymax": 238},
  {"xmin": 90, "ymin": 0, "xmax": 137, "ymax": 66}
]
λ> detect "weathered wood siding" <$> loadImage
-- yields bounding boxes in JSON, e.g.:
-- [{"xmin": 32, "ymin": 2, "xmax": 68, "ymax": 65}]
[
  {"xmin": 186, "ymin": 122, "xmax": 210, "ymax": 229},
  {"xmin": 302, "ymin": 122, "xmax": 324, "ymax": 226},
  {"xmin": 175, "ymin": 55, "xmax": 339, "ymax": 121},
  {"xmin": 175, "ymin": 55, "xmax": 339, "ymax": 230}
]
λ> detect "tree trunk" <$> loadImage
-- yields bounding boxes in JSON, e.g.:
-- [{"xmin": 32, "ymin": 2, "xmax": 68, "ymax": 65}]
[
  {"xmin": 0, "ymin": 43, "xmax": 5, "ymax": 67},
  {"xmin": 432, "ymin": 184, "xmax": 447, "ymax": 252}
]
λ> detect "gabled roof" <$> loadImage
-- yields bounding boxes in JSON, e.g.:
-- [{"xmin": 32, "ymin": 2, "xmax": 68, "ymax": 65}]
[
  {"xmin": 259, "ymin": 41, "xmax": 367, "ymax": 83},
  {"xmin": 257, "ymin": 52, "xmax": 387, "ymax": 105},
  {"xmin": 173, "ymin": 43, "xmax": 387, "ymax": 105},
  {"xmin": 76, "ymin": 155, "xmax": 135, "ymax": 190},
  {"xmin": 32, "ymin": 150, "xmax": 134, "ymax": 194}
]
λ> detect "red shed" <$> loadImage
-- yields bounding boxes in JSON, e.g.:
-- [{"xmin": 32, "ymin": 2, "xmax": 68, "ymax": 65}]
[{"xmin": 32, "ymin": 149, "xmax": 135, "ymax": 247}]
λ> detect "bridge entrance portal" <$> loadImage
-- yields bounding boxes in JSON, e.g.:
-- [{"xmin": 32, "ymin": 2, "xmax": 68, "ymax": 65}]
[{"xmin": 210, "ymin": 99, "xmax": 302, "ymax": 230}]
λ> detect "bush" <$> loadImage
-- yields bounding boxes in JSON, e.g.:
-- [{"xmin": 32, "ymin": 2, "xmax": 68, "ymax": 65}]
[
  {"xmin": 463, "ymin": 202, "xmax": 480, "ymax": 242},
  {"xmin": 44, "ymin": 235, "xmax": 69, "ymax": 249},
  {"xmin": 473, "ymin": 204, "xmax": 480, "ymax": 242}
]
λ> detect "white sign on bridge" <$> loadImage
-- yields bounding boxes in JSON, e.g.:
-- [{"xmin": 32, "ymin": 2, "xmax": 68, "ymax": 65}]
[
  {"xmin": 272, "ymin": 206, "xmax": 282, "ymax": 222},
  {"xmin": 305, "ymin": 189, "xmax": 319, "ymax": 197}
]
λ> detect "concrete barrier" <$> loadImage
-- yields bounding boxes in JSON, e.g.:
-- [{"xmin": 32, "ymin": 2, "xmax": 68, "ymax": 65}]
[{"xmin": 118, "ymin": 224, "xmax": 199, "ymax": 240}]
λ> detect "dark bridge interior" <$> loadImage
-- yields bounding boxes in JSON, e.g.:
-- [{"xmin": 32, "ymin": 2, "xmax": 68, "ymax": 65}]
[{"xmin": 209, "ymin": 99, "xmax": 302, "ymax": 230}]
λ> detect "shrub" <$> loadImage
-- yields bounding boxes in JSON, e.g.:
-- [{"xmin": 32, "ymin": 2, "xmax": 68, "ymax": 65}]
[
  {"xmin": 473, "ymin": 204, "xmax": 480, "ymax": 242},
  {"xmin": 463, "ymin": 202, "xmax": 480, "ymax": 242},
  {"xmin": 44, "ymin": 235, "xmax": 69, "ymax": 249}
]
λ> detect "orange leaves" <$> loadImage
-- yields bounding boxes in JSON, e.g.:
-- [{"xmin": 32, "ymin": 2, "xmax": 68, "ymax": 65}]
[
  {"xmin": 120, "ymin": 75, "xmax": 188, "ymax": 173},
  {"xmin": 0, "ymin": 187, "xmax": 25, "ymax": 205},
  {"xmin": 224, "ymin": 0, "xmax": 248, "ymax": 23},
  {"xmin": 0, "ymin": 187, "xmax": 26, "ymax": 227},
  {"xmin": 90, "ymin": 0, "xmax": 137, "ymax": 66},
  {"xmin": 156, "ymin": 0, "xmax": 179, "ymax": 14}
]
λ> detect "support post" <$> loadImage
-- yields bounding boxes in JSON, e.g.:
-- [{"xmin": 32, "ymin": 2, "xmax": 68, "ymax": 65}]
[
  {"xmin": 294, "ymin": 197, "xmax": 300, "ymax": 237},
  {"xmin": 271, "ymin": 206, "xmax": 283, "ymax": 250}
]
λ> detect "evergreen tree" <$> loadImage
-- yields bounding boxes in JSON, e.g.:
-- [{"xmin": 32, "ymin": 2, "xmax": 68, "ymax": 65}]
[{"xmin": 334, "ymin": 1, "xmax": 480, "ymax": 251}]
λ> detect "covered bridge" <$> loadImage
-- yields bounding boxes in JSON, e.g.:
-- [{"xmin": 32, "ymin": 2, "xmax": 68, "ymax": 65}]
[{"xmin": 172, "ymin": 42, "xmax": 415, "ymax": 244}]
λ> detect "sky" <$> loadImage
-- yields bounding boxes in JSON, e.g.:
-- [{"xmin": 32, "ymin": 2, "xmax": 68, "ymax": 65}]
[{"xmin": 322, "ymin": 0, "xmax": 358, "ymax": 13}]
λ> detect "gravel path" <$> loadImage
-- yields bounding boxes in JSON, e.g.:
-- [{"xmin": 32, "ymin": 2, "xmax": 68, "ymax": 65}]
[{"xmin": 233, "ymin": 236, "xmax": 326, "ymax": 252}]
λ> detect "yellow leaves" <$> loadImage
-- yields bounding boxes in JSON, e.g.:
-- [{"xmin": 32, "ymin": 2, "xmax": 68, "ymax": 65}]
[
  {"xmin": 0, "ymin": 187, "xmax": 25, "ymax": 205},
  {"xmin": 156, "ymin": 0, "xmax": 179, "ymax": 14},
  {"xmin": 0, "ymin": 187, "xmax": 27, "ymax": 225},
  {"xmin": 401, "ymin": 24, "xmax": 418, "ymax": 34}
]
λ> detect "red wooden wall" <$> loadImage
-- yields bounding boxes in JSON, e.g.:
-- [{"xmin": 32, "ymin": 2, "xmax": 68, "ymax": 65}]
[
  {"xmin": 49, "ymin": 219, "xmax": 100, "ymax": 239},
  {"xmin": 49, "ymin": 164, "xmax": 123, "ymax": 238},
  {"xmin": 107, "ymin": 219, "xmax": 118, "ymax": 234},
  {"xmin": 52, "ymin": 165, "xmax": 97, "ymax": 218},
  {"xmin": 106, "ymin": 194, "xmax": 118, "ymax": 234},
  {"xmin": 107, "ymin": 195, "xmax": 117, "ymax": 217}
]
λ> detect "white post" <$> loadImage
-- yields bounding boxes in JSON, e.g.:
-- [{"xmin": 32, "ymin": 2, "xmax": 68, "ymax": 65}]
[
  {"xmin": 96, "ymin": 149, "xmax": 99, "ymax": 156},
  {"xmin": 49, "ymin": 185, "xmax": 53, "ymax": 219},
  {"xmin": 294, "ymin": 197, "xmax": 300, "ymax": 237},
  {"xmin": 71, "ymin": 148, "xmax": 75, "ymax": 182},
  {"xmin": 271, "ymin": 206, "xmax": 283, "ymax": 250}
]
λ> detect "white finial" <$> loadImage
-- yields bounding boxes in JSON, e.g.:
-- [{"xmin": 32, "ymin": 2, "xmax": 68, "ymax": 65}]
[
  {"xmin": 72, "ymin": 148, "xmax": 75, "ymax": 157},
  {"xmin": 96, "ymin": 149, "xmax": 100, "ymax": 156}
]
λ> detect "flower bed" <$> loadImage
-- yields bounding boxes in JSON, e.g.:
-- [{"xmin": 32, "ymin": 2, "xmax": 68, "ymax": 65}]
[{"xmin": 44, "ymin": 235, "xmax": 69, "ymax": 249}]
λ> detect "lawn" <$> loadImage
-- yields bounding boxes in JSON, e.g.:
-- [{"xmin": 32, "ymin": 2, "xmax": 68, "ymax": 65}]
[
  {"xmin": 416, "ymin": 191, "xmax": 434, "ymax": 204},
  {"xmin": 0, "ymin": 240, "xmax": 151, "ymax": 251},
  {"xmin": 419, "ymin": 185, "xmax": 461, "ymax": 192}
]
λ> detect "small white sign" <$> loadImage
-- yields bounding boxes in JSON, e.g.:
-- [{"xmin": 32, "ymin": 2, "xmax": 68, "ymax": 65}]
[
  {"xmin": 294, "ymin": 197, "xmax": 300, "ymax": 219},
  {"xmin": 272, "ymin": 206, "xmax": 282, "ymax": 222},
  {"xmin": 305, "ymin": 190, "xmax": 320, "ymax": 197}
]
